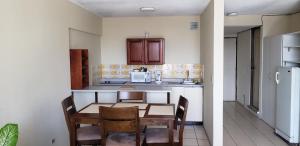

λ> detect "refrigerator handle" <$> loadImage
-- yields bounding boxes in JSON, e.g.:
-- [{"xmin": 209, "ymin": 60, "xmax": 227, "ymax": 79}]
[{"xmin": 275, "ymin": 72, "xmax": 280, "ymax": 84}]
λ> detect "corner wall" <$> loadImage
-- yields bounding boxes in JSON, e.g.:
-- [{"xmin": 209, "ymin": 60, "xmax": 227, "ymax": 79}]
[
  {"xmin": 289, "ymin": 13, "xmax": 300, "ymax": 32},
  {"xmin": 200, "ymin": 0, "xmax": 224, "ymax": 145},
  {"xmin": 0, "ymin": 0, "xmax": 102, "ymax": 145}
]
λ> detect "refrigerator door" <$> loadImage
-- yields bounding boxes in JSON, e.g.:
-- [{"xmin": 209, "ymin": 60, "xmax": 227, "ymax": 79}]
[
  {"xmin": 275, "ymin": 67, "xmax": 300, "ymax": 143},
  {"xmin": 275, "ymin": 67, "xmax": 292, "ymax": 138}
]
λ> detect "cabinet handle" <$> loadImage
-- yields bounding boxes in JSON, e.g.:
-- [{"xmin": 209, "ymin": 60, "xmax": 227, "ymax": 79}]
[{"xmin": 275, "ymin": 72, "xmax": 280, "ymax": 84}]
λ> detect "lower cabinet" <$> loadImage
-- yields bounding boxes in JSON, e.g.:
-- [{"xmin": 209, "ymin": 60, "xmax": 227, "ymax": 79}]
[
  {"xmin": 171, "ymin": 87, "xmax": 203, "ymax": 122},
  {"xmin": 146, "ymin": 92, "xmax": 168, "ymax": 103},
  {"xmin": 98, "ymin": 92, "xmax": 118, "ymax": 103},
  {"xmin": 73, "ymin": 92, "xmax": 97, "ymax": 110}
]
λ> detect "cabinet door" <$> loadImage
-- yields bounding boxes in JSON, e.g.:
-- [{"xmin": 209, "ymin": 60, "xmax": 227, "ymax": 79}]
[
  {"xmin": 98, "ymin": 92, "xmax": 118, "ymax": 103},
  {"xmin": 184, "ymin": 87, "xmax": 203, "ymax": 122},
  {"xmin": 171, "ymin": 87, "xmax": 185, "ymax": 108},
  {"xmin": 146, "ymin": 92, "xmax": 168, "ymax": 103},
  {"xmin": 127, "ymin": 39, "xmax": 145, "ymax": 64},
  {"xmin": 145, "ymin": 38, "xmax": 164, "ymax": 65}
]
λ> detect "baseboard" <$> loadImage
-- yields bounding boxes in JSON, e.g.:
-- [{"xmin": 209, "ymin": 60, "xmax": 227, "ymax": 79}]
[{"xmin": 184, "ymin": 121, "xmax": 203, "ymax": 125}]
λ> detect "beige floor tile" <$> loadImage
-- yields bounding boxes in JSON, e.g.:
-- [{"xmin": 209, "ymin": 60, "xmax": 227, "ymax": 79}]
[
  {"xmin": 194, "ymin": 125, "xmax": 204, "ymax": 131},
  {"xmin": 223, "ymin": 127, "xmax": 236, "ymax": 146},
  {"xmin": 223, "ymin": 102, "xmax": 288, "ymax": 146},
  {"xmin": 183, "ymin": 139, "xmax": 198, "ymax": 146},
  {"xmin": 197, "ymin": 139, "xmax": 210, "ymax": 146},
  {"xmin": 195, "ymin": 130, "xmax": 208, "ymax": 140},
  {"xmin": 184, "ymin": 130, "xmax": 197, "ymax": 139},
  {"xmin": 185, "ymin": 125, "xmax": 195, "ymax": 130}
]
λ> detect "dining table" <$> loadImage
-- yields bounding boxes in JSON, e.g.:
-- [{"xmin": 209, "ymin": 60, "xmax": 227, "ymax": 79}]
[{"xmin": 70, "ymin": 102, "xmax": 176, "ymax": 146}]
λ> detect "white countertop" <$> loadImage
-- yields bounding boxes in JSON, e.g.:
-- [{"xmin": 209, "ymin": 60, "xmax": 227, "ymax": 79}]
[{"xmin": 72, "ymin": 85, "xmax": 173, "ymax": 93}]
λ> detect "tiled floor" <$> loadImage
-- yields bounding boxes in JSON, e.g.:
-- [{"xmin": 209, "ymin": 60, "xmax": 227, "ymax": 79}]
[
  {"xmin": 223, "ymin": 102, "xmax": 289, "ymax": 146},
  {"xmin": 183, "ymin": 125, "xmax": 210, "ymax": 146}
]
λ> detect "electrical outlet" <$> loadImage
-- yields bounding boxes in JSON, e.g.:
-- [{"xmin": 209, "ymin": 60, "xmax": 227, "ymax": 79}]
[{"xmin": 51, "ymin": 138, "xmax": 55, "ymax": 144}]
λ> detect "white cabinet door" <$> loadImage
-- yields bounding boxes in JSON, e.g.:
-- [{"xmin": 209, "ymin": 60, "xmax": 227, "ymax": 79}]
[
  {"xmin": 73, "ymin": 92, "xmax": 96, "ymax": 110},
  {"xmin": 147, "ymin": 92, "xmax": 168, "ymax": 103},
  {"xmin": 171, "ymin": 87, "xmax": 185, "ymax": 108},
  {"xmin": 98, "ymin": 92, "xmax": 117, "ymax": 103},
  {"xmin": 184, "ymin": 87, "xmax": 203, "ymax": 122}
]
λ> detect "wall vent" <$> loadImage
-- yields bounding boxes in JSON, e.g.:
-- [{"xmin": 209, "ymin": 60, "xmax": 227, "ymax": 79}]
[{"xmin": 190, "ymin": 21, "xmax": 199, "ymax": 30}]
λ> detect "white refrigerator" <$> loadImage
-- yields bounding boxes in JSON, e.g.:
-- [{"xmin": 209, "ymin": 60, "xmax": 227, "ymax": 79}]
[{"xmin": 275, "ymin": 67, "xmax": 300, "ymax": 143}]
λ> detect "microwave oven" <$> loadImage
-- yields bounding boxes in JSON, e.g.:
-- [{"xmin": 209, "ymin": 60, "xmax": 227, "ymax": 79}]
[{"xmin": 130, "ymin": 72, "xmax": 151, "ymax": 83}]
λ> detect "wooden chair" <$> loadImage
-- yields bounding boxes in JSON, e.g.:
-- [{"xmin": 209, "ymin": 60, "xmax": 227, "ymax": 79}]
[
  {"xmin": 62, "ymin": 95, "xmax": 101, "ymax": 146},
  {"xmin": 145, "ymin": 96, "xmax": 189, "ymax": 146},
  {"xmin": 117, "ymin": 91, "xmax": 146, "ymax": 103},
  {"xmin": 99, "ymin": 106, "xmax": 142, "ymax": 146}
]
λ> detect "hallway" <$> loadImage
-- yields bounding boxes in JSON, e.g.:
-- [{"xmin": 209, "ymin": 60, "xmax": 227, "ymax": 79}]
[{"xmin": 223, "ymin": 102, "xmax": 289, "ymax": 146}]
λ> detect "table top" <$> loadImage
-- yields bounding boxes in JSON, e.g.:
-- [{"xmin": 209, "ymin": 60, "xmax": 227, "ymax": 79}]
[{"xmin": 76, "ymin": 103, "xmax": 175, "ymax": 119}]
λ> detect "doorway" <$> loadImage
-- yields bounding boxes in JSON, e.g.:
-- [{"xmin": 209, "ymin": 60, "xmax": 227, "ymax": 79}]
[
  {"xmin": 235, "ymin": 27, "xmax": 261, "ymax": 112},
  {"xmin": 249, "ymin": 27, "xmax": 261, "ymax": 111}
]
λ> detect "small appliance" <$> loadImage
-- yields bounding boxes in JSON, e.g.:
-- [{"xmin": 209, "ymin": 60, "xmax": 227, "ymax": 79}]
[
  {"xmin": 130, "ymin": 71, "xmax": 151, "ymax": 83},
  {"xmin": 155, "ymin": 70, "xmax": 162, "ymax": 84}
]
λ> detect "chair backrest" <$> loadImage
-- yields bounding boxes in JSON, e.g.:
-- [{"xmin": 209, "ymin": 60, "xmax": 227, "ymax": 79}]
[
  {"xmin": 174, "ymin": 96, "xmax": 189, "ymax": 145},
  {"xmin": 62, "ymin": 95, "xmax": 77, "ymax": 132},
  {"xmin": 117, "ymin": 91, "xmax": 146, "ymax": 103},
  {"xmin": 99, "ymin": 106, "xmax": 140, "ymax": 146}
]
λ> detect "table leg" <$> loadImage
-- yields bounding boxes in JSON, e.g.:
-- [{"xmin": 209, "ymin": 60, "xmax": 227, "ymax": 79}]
[
  {"xmin": 168, "ymin": 119, "xmax": 174, "ymax": 146},
  {"xmin": 167, "ymin": 92, "xmax": 170, "ymax": 104},
  {"xmin": 95, "ymin": 92, "xmax": 98, "ymax": 103}
]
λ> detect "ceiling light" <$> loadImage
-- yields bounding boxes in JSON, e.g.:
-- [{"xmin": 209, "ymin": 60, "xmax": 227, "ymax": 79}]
[
  {"xmin": 226, "ymin": 12, "xmax": 238, "ymax": 16},
  {"xmin": 140, "ymin": 7, "xmax": 155, "ymax": 12}
]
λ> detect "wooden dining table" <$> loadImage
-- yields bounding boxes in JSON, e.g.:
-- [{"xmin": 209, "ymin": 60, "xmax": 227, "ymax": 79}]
[{"xmin": 70, "ymin": 102, "xmax": 175, "ymax": 146}]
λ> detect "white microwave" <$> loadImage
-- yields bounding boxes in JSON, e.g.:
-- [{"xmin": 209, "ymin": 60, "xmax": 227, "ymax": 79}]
[{"xmin": 130, "ymin": 72, "xmax": 151, "ymax": 83}]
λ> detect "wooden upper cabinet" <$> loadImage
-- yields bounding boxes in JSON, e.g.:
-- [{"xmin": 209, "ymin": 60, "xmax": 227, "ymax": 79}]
[
  {"xmin": 127, "ymin": 38, "xmax": 164, "ymax": 65},
  {"xmin": 145, "ymin": 38, "xmax": 164, "ymax": 65},
  {"xmin": 127, "ymin": 39, "xmax": 145, "ymax": 65}
]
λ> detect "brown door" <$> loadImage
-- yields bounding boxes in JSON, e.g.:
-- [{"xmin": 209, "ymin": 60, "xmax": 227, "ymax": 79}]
[
  {"xmin": 145, "ymin": 38, "xmax": 164, "ymax": 65},
  {"xmin": 127, "ymin": 39, "xmax": 145, "ymax": 65}
]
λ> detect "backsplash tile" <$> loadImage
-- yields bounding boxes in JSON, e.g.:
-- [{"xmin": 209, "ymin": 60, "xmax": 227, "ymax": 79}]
[{"xmin": 95, "ymin": 64, "xmax": 203, "ymax": 80}]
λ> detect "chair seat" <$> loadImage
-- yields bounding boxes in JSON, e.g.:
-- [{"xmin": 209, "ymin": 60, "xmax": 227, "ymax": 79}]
[
  {"xmin": 106, "ymin": 132, "xmax": 144, "ymax": 146},
  {"xmin": 146, "ymin": 128, "xmax": 179, "ymax": 144},
  {"xmin": 77, "ymin": 126, "xmax": 101, "ymax": 141}
]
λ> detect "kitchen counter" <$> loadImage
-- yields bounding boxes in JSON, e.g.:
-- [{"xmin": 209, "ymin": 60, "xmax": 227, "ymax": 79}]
[
  {"xmin": 72, "ymin": 85, "xmax": 172, "ymax": 93},
  {"xmin": 95, "ymin": 81, "xmax": 204, "ymax": 87},
  {"xmin": 72, "ymin": 81, "xmax": 204, "ymax": 122}
]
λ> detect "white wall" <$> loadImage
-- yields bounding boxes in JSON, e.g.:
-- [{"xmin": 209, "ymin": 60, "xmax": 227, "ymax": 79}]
[
  {"xmin": 200, "ymin": 0, "xmax": 224, "ymax": 145},
  {"xmin": 101, "ymin": 16, "xmax": 200, "ymax": 64},
  {"xmin": 0, "ymin": 0, "xmax": 102, "ymax": 146},
  {"xmin": 224, "ymin": 38, "xmax": 236, "ymax": 101},
  {"xmin": 225, "ymin": 15, "xmax": 262, "ymax": 27},
  {"xmin": 289, "ymin": 13, "xmax": 300, "ymax": 32},
  {"xmin": 262, "ymin": 16, "xmax": 290, "ymax": 37},
  {"xmin": 69, "ymin": 29, "xmax": 101, "ymax": 84}
]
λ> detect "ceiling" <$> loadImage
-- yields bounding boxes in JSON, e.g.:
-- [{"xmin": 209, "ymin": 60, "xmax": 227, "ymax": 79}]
[
  {"xmin": 70, "ymin": 0, "xmax": 300, "ymax": 17},
  {"xmin": 69, "ymin": 0, "xmax": 210, "ymax": 17},
  {"xmin": 225, "ymin": 0, "xmax": 300, "ymax": 15}
]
